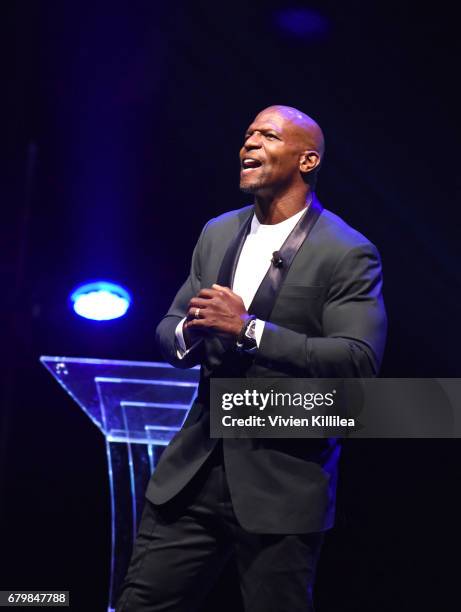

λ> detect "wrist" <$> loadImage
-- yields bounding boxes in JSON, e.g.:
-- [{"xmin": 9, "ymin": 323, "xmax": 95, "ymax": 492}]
[{"xmin": 231, "ymin": 313, "xmax": 249, "ymax": 337}]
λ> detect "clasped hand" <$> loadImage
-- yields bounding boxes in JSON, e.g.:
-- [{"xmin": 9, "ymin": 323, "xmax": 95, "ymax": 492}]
[{"xmin": 184, "ymin": 284, "xmax": 248, "ymax": 339}]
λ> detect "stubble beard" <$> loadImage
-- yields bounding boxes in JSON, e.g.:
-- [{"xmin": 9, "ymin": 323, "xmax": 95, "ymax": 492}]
[
  {"xmin": 239, "ymin": 172, "xmax": 267, "ymax": 194},
  {"xmin": 240, "ymin": 182, "xmax": 262, "ymax": 194}
]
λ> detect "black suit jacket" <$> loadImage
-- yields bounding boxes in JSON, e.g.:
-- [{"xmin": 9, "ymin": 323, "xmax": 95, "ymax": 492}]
[{"xmin": 146, "ymin": 195, "xmax": 387, "ymax": 533}]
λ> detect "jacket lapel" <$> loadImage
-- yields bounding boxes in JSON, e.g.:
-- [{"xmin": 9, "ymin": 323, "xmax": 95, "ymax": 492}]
[
  {"xmin": 248, "ymin": 194, "xmax": 324, "ymax": 321},
  {"xmin": 206, "ymin": 210, "xmax": 253, "ymax": 362},
  {"xmin": 216, "ymin": 209, "xmax": 253, "ymax": 287}
]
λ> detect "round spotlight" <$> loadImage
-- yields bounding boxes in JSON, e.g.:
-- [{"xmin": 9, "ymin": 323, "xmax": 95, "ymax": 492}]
[
  {"xmin": 70, "ymin": 281, "xmax": 131, "ymax": 321},
  {"xmin": 273, "ymin": 8, "xmax": 330, "ymax": 40}
]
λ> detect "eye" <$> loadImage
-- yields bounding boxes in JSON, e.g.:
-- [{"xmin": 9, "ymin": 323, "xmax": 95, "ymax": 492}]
[{"xmin": 265, "ymin": 133, "xmax": 278, "ymax": 140}]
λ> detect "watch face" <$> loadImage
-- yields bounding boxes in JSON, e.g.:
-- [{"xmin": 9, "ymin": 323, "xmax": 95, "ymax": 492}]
[
  {"xmin": 236, "ymin": 318, "xmax": 257, "ymax": 351},
  {"xmin": 244, "ymin": 320, "xmax": 257, "ymax": 341}
]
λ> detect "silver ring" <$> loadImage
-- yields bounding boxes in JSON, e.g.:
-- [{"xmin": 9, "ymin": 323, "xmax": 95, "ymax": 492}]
[{"xmin": 194, "ymin": 307, "xmax": 200, "ymax": 319}]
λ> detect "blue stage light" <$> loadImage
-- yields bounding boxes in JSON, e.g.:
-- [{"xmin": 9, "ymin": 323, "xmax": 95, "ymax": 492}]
[
  {"xmin": 273, "ymin": 8, "xmax": 330, "ymax": 40},
  {"xmin": 70, "ymin": 281, "xmax": 131, "ymax": 321}
]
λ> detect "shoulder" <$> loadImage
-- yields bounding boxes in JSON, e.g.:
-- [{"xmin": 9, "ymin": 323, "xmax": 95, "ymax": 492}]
[
  {"xmin": 314, "ymin": 207, "xmax": 379, "ymax": 257},
  {"xmin": 194, "ymin": 205, "xmax": 253, "ymax": 247},
  {"xmin": 203, "ymin": 204, "xmax": 253, "ymax": 234},
  {"xmin": 310, "ymin": 207, "xmax": 384, "ymax": 289}
]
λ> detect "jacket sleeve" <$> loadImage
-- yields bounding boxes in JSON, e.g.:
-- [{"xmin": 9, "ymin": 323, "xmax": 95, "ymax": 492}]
[
  {"xmin": 155, "ymin": 223, "xmax": 209, "ymax": 369},
  {"xmin": 257, "ymin": 243, "xmax": 387, "ymax": 377}
]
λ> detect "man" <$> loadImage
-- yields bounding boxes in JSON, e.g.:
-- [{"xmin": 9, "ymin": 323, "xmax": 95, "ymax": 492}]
[{"xmin": 117, "ymin": 105, "xmax": 387, "ymax": 611}]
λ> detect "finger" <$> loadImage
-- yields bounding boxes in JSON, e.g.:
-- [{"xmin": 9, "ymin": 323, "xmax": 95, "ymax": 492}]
[
  {"xmin": 186, "ymin": 308, "xmax": 197, "ymax": 320},
  {"xmin": 184, "ymin": 320, "xmax": 212, "ymax": 335},
  {"xmin": 197, "ymin": 288, "xmax": 222, "ymax": 299},
  {"xmin": 188, "ymin": 297, "xmax": 211, "ymax": 309},
  {"xmin": 185, "ymin": 318, "xmax": 211, "ymax": 329},
  {"xmin": 186, "ymin": 305, "xmax": 209, "ymax": 320},
  {"xmin": 212, "ymin": 284, "xmax": 234, "ymax": 296}
]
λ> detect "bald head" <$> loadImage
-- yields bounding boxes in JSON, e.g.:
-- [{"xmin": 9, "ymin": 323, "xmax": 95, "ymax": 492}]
[
  {"xmin": 256, "ymin": 105, "xmax": 325, "ymax": 160},
  {"xmin": 240, "ymin": 104, "xmax": 325, "ymax": 197}
]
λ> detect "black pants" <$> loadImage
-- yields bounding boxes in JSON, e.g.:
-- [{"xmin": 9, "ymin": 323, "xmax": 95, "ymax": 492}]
[{"xmin": 116, "ymin": 446, "xmax": 324, "ymax": 612}]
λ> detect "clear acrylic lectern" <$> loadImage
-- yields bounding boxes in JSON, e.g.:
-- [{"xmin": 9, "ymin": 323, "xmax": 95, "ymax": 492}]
[{"xmin": 40, "ymin": 356, "xmax": 200, "ymax": 612}]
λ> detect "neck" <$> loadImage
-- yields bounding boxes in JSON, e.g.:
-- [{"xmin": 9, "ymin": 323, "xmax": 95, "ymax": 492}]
[{"xmin": 254, "ymin": 186, "xmax": 313, "ymax": 225}]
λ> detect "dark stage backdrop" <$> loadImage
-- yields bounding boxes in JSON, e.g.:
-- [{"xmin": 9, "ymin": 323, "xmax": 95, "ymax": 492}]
[{"xmin": 2, "ymin": 1, "xmax": 460, "ymax": 610}]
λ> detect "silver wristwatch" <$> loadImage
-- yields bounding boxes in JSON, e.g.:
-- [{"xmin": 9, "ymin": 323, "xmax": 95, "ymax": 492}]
[{"xmin": 236, "ymin": 317, "xmax": 257, "ymax": 352}]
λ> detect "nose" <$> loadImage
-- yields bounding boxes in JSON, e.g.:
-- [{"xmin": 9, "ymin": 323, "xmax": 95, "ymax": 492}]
[{"xmin": 243, "ymin": 131, "xmax": 262, "ymax": 150}]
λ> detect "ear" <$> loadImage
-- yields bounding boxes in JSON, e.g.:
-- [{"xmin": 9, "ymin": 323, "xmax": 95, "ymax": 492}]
[{"xmin": 299, "ymin": 150, "xmax": 321, "ymax": 174}]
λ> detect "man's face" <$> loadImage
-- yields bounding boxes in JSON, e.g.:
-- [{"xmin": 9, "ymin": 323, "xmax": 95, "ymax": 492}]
[{"xmin": 239, "ymin": 109, "xmax": 303, "ymax": 195}]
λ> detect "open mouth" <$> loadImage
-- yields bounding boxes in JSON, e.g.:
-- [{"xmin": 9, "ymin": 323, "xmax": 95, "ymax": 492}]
[{"xmin": 241, "ymin": 158, "xmax": 263, "ymax": 173}]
